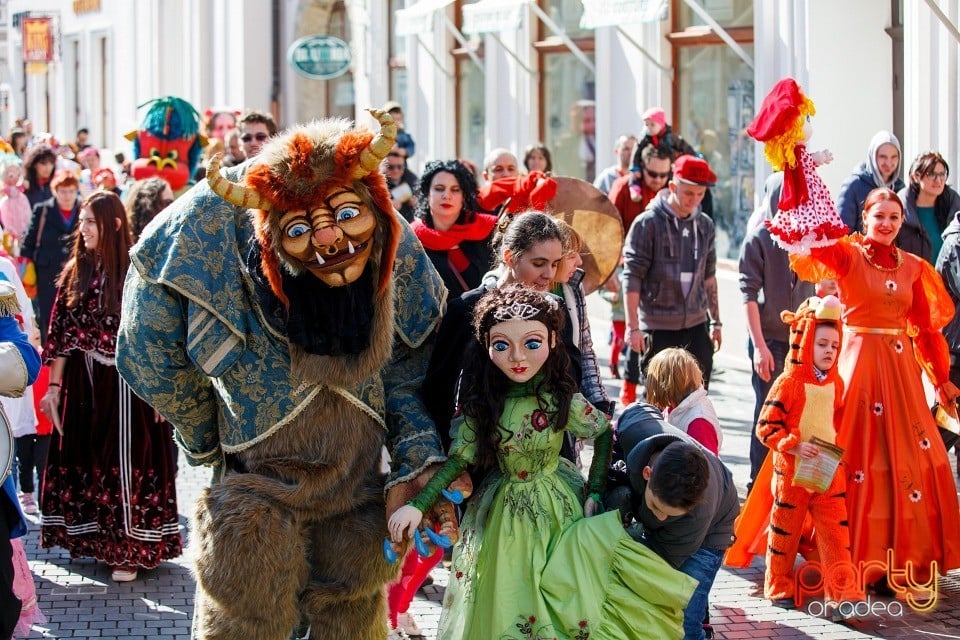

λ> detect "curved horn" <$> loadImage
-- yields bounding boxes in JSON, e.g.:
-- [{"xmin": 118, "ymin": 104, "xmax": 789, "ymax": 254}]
[
  {"xmin": 350, "ymin": 108, "xmax": 398, "ymax": 180},
  {"xmin": 206, "ymin": 153, "xmax": 274, "ymax": 210}
]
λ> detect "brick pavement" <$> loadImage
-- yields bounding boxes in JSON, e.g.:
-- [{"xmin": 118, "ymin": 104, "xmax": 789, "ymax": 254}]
[{"xmin": 16, "ymin": 290, "xmax": 960, "ymax": 638}]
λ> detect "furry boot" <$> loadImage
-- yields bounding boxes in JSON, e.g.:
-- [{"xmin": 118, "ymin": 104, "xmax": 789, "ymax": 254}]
[{"xmin": 192, "ymin": 484, "xmax": 310, "ymax": 640}]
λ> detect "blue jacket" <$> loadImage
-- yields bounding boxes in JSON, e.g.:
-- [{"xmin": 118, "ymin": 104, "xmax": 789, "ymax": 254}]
[
  {"xmin": 0, "ymin": 274, "xmax": 40, "ymax": 538},
  {"xmin": 115, "ymin": 165, "xmax": 447, "ymax": 489}
]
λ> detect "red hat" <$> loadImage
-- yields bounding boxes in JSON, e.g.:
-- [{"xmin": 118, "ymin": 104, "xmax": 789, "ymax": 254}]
[
  {"xmin": 672, "ymin": 155, "xmax": 716, "ymax": 187},
  {"xmin": 747, "ymin": 78, "xmax": 805, "ymax": 142},
  {"xmin": 641, "ymin": 107, "xmax": 667, "ymax": 129}
]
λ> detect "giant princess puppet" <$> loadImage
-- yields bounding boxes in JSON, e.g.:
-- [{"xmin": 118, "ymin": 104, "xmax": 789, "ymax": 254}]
[
  {"xmin": 116, "ymin": 111, "xmax": 456, "ymax": 640},
  {"xmin": 125, "ymin": 96, "xmax": 206, "ymax": 192}
]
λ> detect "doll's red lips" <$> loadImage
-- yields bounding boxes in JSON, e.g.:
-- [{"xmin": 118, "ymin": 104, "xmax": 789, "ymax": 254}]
[{"xmin": 511, "ymin": 367, "xmax": 527, "ymax": 374}]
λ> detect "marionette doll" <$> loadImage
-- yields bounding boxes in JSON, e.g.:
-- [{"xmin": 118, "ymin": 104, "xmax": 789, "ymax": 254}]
[
  {"xmin": 388, "ymin": 284, "xmax": 696, "ymax": 640},
  {"xmin": 747, "ymin": 78, "xmax": 847, "ymax": 253}
]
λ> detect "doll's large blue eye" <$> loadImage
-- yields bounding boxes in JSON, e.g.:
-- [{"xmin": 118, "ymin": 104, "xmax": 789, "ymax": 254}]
[
  {"xmin": 492, "ymin": 340, "xmax": 509, "ymax": 352},
  {"xmin": 337, "ymin": 207, "xmax": 361, "ymax": 222},
  {"xmin": 806, "ymin": 115, "xmax": 811, "ymax": 123},
  {"xmin": 286, "ymin": 223, "xmax": 310, "ymax": 238},
  {"xmin": 524, "ymin": 339, "xmax": 543, "ymax": 350}
]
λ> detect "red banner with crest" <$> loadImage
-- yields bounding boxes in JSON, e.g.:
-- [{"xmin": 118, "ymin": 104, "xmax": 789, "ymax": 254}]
[{"xmin": 23, "ymin": 17, "xmax": 55, "ymax": 63}]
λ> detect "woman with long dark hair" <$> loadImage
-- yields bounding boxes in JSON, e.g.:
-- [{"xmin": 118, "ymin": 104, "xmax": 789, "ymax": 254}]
[
  {"xmin": 22, "ymin": 144, "xmax": 56, "ymax": 208},
  {"xmin": 38, "ymin": 190, "xmax": 181, "ymax": 582},
  {"xmin": 411, "ymin": 159, "xmax": 497, "ymax": 297}
]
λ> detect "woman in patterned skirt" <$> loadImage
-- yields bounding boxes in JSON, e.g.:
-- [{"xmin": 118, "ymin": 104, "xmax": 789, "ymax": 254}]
[{"xmin": 38, "ymin": 190, "xmax": 181, "ymax": 582}]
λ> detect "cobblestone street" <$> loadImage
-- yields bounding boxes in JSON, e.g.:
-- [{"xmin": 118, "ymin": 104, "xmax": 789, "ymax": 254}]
[{"xmin": 17, "ymin": 282, "xmax": 960, "ymax": 638}]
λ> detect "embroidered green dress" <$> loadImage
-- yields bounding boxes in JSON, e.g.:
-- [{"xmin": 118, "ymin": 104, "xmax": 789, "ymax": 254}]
[{"xmin": 414, "ymin": 382, "xmax": 697, "ymax": 640}]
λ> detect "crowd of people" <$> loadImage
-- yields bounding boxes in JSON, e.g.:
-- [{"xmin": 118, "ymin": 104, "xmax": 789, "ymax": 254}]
[{"xmin": 0, "ymin": 91, "xmax": 959, "ymax": 640}]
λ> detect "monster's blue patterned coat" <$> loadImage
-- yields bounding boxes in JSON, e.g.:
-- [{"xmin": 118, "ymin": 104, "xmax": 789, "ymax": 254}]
[
  {"xmin": 114, "ymin": 163, "xmax": 450, "ymax": 639},
  {"xmin": 115, "ymin": 168, "xmax": 447, "ymax": 490}
]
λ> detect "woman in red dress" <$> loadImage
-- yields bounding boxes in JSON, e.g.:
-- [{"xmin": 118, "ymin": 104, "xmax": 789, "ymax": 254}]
[
  {"xmin": 38, "ymin": 191, "xmax": 181, "ymax": 582},
  {"xmin": 793, "ymin": 187, "xmax": 960, "ymax": 589}
]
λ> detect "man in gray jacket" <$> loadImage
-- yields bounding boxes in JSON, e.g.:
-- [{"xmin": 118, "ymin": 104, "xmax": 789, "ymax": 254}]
[
  {"xmin": 618, "ymin": 401, "xmax": 739, "ymax": 640},
  {"xmin": 738, "ymin": 172, "xmax": 815, "ymax": 487},
  {"xmin": 622, "ymin": 155, "xmax": 721, "ymax": 403}
]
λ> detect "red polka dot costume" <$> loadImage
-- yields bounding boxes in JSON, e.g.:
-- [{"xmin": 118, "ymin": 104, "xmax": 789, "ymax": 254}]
[{"xmin": 748, "ymin": 78, "xmax": 847, "ymax": 253}]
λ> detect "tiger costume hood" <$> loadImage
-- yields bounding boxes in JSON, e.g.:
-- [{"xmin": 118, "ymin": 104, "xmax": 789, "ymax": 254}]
[{"xmin": 780, "ymin": 294, "xmax": 842, "ymax": 383}]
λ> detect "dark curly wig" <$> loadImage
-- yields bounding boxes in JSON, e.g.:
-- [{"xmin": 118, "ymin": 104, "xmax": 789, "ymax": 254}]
[
  {"xmin": 459, "ymin": 284, "xmax": 576, "ymax": 471},
  {"xmin": 23, "ymin": 144, "xmax": 57, "ymax": 191},
  {"xmin": 414, "ymin": 159, "xmax": 483, "ymax": 227},
  {"xmin": 124, "ymin": 177, "xmax": 171, "ymax": 242}
]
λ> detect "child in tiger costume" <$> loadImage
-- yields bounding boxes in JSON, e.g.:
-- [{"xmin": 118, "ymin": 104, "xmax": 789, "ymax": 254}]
[{"xmin": 755, "ymin": 294, "xmax": 863, "ymax": 617}]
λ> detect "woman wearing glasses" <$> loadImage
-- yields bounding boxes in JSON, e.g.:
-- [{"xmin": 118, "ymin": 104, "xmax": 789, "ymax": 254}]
[
  {"xmin": 607, "ymin": 145, "xmax": 672, "ymax": 234},
  {"xmin": 897, "ymin": 152, "xmax": 960, "ymax": 263},
  {"xmin": 411, "ymin": 159, "xmax": 497, "ymax": 298}
]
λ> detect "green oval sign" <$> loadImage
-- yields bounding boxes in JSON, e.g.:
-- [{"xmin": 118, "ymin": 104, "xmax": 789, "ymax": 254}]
[{"xmin": 287, "ymin": 35, "xmax": 352, "ymax": 80}]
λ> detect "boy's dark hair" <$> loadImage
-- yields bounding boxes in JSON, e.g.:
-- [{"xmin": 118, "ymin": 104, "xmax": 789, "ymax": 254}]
[
  {"xmin": 77, "ymin": 127, "xmax": 89, "ymax": 135},
  {"xmin": 649, "ymin": 441, "xmax": 710, "ymax": 510}
]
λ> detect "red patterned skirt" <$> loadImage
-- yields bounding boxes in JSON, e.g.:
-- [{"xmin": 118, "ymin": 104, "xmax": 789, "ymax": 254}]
[{"xmin": 40, "ymin": 351, "xmax": 182, "ymax": 568}]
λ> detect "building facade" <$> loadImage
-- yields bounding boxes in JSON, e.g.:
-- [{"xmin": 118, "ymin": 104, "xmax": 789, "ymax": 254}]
[{"xmin": 3, "ymin": 0, "xmax": 959, "ymax": 257}]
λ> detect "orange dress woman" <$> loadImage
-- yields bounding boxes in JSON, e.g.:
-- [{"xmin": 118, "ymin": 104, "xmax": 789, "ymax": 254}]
[{"xmin": 793, "ymin": 187, "xmax": 960, "ymax": 586}]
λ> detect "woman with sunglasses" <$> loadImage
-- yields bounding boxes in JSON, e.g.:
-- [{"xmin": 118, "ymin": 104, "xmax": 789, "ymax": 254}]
[{"xmin": 897, "ymin": 151, "xmax": 960, "ymax": 263}]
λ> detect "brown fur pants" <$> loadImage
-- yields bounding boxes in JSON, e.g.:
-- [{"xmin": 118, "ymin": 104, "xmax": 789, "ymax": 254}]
[{"xmin": 191, "ymin": 475, "xmax": 400, "ymax": 640}]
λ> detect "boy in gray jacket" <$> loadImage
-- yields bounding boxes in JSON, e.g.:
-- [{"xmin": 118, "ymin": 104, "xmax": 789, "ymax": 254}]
[{"xmin": 618, "ymin": 401, "xmax": 739, "ymax": 640}]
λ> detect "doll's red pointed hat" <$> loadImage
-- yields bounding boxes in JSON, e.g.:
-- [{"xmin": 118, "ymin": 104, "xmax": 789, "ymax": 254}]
[{"xmin": 747, "ymin": 78, "xmax": 805, "ymax": 142}]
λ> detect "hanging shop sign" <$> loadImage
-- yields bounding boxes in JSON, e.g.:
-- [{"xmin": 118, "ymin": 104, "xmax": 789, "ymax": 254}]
[
  {"xmin": 73, "ymin": 0, "xmax": 102, "ymax": 14},
  {"xmin": 580, "ymin": 0, "xmax": 668, "ymax": 29},
  {"xmin": 462, "ymin": 0, "xmax": 525, "ymax": 35},
  {"xmin": 287, "ymin": 35, "xmax": 352, "ymax": 80},
  {"xmin": 23, "ymin": 17, "xmax": 55, "ymax": 63}
]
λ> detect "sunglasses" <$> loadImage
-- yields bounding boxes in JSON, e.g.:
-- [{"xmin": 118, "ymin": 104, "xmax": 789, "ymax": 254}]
[
  {"xmin": 644, "ymin": 168, "xmax": 671, "ymax": 180},
  {"xmin": 241, "ymin": 133, "xmax": 269, "ymax": 143},
  {"xmin": 384, "ymin": 163, "xmax": 405, "ymax": 171}
]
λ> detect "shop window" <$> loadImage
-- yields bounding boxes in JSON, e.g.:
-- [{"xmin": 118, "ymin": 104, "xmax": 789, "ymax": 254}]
[
  {"xmin": 454, "ymin": 1, "xmax": 485, "ymax": 165},
  {"xmin": 537, "ymin": 0, "xmax": 595, "ymax": 181},
  {"xmin": 669, "ymin": 0, "xmax": 753, "ymax": 258},
  {"xmin": 327, "ymin": 2, "xmax": 355, "ymax": 120},
  {"xmin": 457, "ymin": 57, "xmax": 485, "ymax": 166},
  {"xmin": 389, "ymin": 0, "xmax": 408, "ymax": 108}
]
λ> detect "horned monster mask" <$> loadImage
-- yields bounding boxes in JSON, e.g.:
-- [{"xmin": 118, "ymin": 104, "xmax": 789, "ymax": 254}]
[{"xmin": 207, "ymin": 109, "xmax": 401, "ymax": 305}]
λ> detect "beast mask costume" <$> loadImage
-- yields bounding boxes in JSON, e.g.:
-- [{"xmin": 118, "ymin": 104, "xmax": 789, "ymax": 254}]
[{"xmin": 116, "ymin": 110, "xmax": 449, "ymax": 640}]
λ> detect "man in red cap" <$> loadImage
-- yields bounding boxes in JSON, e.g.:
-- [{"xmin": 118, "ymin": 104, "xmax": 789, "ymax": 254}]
[{"xmin": 621, "ymin": 154, "xmax": 722, "ymax": 405}]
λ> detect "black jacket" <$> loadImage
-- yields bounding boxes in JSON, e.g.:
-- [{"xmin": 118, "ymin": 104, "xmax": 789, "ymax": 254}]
[
  {"xmin": 423, "ymin": 241, "xmax": 494, "ymax": 299},
  {"xmin": 21, "ymin": 197, "xmax": 80, "ymax": 337},
  {"xmin": 897, "ymin": 185, "xmax": 960, "ymax": 264}
]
